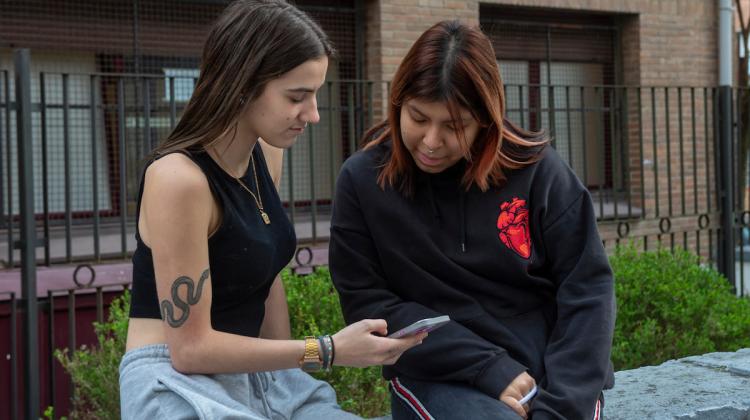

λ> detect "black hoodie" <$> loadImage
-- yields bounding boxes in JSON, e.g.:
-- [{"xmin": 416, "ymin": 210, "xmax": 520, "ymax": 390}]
[{"xmin": 329, "ymin": 140, "xmax": 615, "ymax": 420}]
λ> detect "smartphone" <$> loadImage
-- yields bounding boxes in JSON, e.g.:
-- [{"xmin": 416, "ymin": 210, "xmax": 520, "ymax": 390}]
[
  {"xmin": 387, "ymin": 315, "xmax": 450, "ymax": 338},
  {"xmin": 518, "ymin": 385, "xmax": 538, "ymax": 405}
]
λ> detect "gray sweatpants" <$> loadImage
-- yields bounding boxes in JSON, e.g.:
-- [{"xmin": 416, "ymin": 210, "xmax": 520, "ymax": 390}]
[{"xmin": 119, "ymin": 344, "xmax": 363, "ymax": 420}]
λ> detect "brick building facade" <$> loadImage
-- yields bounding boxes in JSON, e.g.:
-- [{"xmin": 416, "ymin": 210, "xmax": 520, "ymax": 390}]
[{"xmin": 0, "ymin": 0, "xmax": 734, "ymax": 253}]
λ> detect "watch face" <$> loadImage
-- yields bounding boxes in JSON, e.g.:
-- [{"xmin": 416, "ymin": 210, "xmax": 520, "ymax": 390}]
[{"xmin": 301, "ymin": 361, "xmax": 322, "ymax": 371}]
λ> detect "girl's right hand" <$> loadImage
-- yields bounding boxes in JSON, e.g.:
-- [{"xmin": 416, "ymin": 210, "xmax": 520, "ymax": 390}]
[{"xmin": 331, "ymin": 319, "xmax": 426, "ymax": 368}]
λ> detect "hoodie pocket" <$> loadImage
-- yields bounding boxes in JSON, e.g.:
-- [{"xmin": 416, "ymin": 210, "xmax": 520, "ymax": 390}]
[{"xmin": 463, "ymin": 308, "xmax": 550, "ymax": 378}]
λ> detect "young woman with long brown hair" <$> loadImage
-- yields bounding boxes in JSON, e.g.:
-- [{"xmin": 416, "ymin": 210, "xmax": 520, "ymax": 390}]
[
  {"xmin": 330, "ymin": 20, "xmax": 615, "ymax": 420},
  {"xmin": 119, "ymin": 1, "xmax": 424, "ymax": 418}
]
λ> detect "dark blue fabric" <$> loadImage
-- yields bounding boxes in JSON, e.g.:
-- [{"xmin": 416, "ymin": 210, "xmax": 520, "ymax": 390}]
[
  {"xmin": 389, "ymin": 376, "xmax": 523, "ymax": 420},
  {"xmin": 129, "ymin": 145, "xmax": 296, "ymax": 338}
]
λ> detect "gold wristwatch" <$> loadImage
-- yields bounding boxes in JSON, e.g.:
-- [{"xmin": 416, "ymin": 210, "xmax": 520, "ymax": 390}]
[{"xmin": 300, "ymin": 336, "xmax": 322, "ymax": 372}]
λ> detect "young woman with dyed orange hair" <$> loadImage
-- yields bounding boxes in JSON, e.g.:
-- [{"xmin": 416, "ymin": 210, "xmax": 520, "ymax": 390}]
[{"xmin": 330, "ymin": 20, "xmax": 614, "ymax": 420}]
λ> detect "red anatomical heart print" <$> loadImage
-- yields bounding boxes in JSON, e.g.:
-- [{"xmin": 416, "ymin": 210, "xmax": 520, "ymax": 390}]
[{"xmin": 497, "ymin": 197, "xmax": 531, "ymax": 259}]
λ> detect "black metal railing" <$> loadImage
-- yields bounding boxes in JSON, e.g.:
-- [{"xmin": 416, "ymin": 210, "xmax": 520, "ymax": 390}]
[
  {"xmin": 1, "ymin": 51, "xmax": 749, "ymax": 419},
  {"xmin": 1, "ymin": 67, "xmax": 747, "ymax": 283},
  {"xmin": 1, "ymin": 277, "xmax": 130, "ymax": 420}
]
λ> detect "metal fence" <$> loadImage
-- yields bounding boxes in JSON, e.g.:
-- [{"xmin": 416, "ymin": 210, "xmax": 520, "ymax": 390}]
[
  {"xmin": 1, "ymin": 279, "xmax": 130, "ymax": 420},
  {"xmin": 1, "ymin": 50, "xmax": 749, "ymax": 418},
  {"xmin": 4, "ymin": 69, "xmax": 745, "ymax": 284},
  {"xmin": 0, "ymin": 68, "xmax": 387, "ymax": 265}
]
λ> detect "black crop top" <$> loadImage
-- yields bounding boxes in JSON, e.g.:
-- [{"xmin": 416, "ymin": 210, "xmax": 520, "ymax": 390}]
[{"xmin": 129, "ymin": 146, "xmax": 297, "ymax": 338}]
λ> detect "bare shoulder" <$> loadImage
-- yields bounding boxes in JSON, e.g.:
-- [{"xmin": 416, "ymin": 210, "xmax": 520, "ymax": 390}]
[
  {"xmin": 143, "ymin": 153, "xmax": 212, "ymax": 211},
  {"xmin": 259, "ymin": 139, "xmax": 284, "ymax": 187}
]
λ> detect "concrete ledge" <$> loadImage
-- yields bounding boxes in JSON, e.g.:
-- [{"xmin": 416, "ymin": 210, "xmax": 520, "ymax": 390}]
[
  {"xmin": 604, "ymin": 348, "xmax": 750, "ymax": 419},
  {"xmin": 372, "ymin": 349, "xmax": 750, "ymax": 419}
]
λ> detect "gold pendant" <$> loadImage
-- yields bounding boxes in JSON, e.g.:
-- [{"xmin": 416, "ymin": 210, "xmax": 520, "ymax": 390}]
[{"xmin": 260, "ymin": 210, "xmax": 271, "ymax": 225}]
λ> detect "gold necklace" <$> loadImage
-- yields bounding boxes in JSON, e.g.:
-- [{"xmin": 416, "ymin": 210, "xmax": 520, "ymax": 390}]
[
  {"xmin": 212, "ymin": 150, "xmax": 271, "ymax": 225},
  {"xmin": 236, "ymin": 155, "xmax": 270, "ymax": 224}
]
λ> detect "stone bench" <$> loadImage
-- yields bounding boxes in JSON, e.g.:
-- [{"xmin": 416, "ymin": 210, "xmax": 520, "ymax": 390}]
[
  {"xmin": 604, "ymin": 348, "xmax": 750, "ymax": 419},
  {"xmin": 372, "ymin": 348, "xmax": 750, "ymax": 419}
]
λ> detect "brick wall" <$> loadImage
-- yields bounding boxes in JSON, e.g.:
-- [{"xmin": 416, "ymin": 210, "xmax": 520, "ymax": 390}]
[
  {"xmin": 365, "ymin": 0, "xmax": 722, "ymax": 257},
  {"xmin": 368, "ymin": 0, "xmax": 717, "ymax": 86}
]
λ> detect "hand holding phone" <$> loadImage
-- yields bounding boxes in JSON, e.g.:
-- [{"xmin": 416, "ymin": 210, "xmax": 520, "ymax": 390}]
[{"xmin": 387, "ymin": 315, "xmax": 450, "ymax": 338}]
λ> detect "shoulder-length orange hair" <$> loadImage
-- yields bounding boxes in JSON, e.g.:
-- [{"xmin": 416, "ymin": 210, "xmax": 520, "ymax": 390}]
[{"xmin": 363, "ymin": 20, "xmax": 548, "ymax": 194}]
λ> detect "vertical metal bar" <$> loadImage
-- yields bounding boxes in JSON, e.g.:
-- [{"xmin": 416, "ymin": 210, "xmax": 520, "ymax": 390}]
[
  {"xmin": 119, "ymin": 79, "xmax": 128, "ymax": 257},
  {"xmin": 47, "ymin": 290, "xmax": 56, "ymax": 412},
  {"xmin": 735, "ymin": 89, "xmax": 742, "ymax": 214},
  {"xmin": 143, "ymin": 78, "xmax": 152, "ymax": 151},
  {"xmin": 67, "ymin": 289, "xmax": 76, "ymax": 398},
  {"xmin": 0, "ymin": 71, "xmax": 5, "ymax": 233},
  {"xmin": 665, "ymin": 88, "xmax": 673, "ymax": 217},
  {"xmin": 91, "ymin": 75, "xmax": 100, "ymax": 260},
  {"xmin": 96, "ymin": 287, "xmax": 104, "ymax": 324},
  {"xmin": 10, "ymin": 292, "xmax": 18, "ymax": 420},
  {"xmin": 63, "ymin": 74, "xmax": 72, "ymax": 263},
  {"xmin": 545, "ymin": 27, "xmax": 554, "ymax": 139},
  {"xmin": 355, "ymin": 81, "xmax": 364, "ymax": 141},
  {"xmin": 678, "ymin": 88, "xmax": 687, "ymax": 249},
  {"xmin": 40, "ymin": 73, "xmax": 50, "ymax": 266},
  {"xmin": 690, "ymin": 87, "xmax": 708, "ymax": 258},
  {"xmin": 596, "ymin": 87, "xmax": 604, "ymax": 217},
  {"xmin": 565, "ymin": 86, "xmax": 572, "ymax": 170},
  {"xmin": 692, "ymin": 88, "xmax": 699, "ymax": 214},
  {"xmin": 609, "ymin": 88, "xmax": 619, "ymax": 220},
  {"xmin": 709, "ymin": 227, "xmax": 715, "ymax": 268},
  {"xmin": 286, "ymin": 147, "xmax": 296, "ymax": 226},
  {"xmin": 328, "ymin": 82, "xmax": 336, "ymax": 194},
  {"xmin": 580, "ymin": 87, "xmax": 588, "ymax": 189},
  {"xmin": 622, "ymin": 87, "xmax": 633, "ymax": 219},
  {"xmin": 5, "ymin": 70, "xmax": 13, "ymax": 267},
  {"xmin": 651, "ymin": 87, "xmax": 660, "ymax": 217},
  {"xmin": 705, "ymin": 88, "xmax": 712, "ymax": 213},
  {"xmin": 15, "ymin": 48, "xmax": 40, "ymax": 420},
  {"xmin": 548, "ymin": 85, "xmax": 556, "ymax": 145},
  {"xmin": 347, "ymin": 84, "xmax": 356, "ymax": 155},
  {"xmin": 308, "ymin": 128, "xmax": 317, "ymax": 243},
  {"xmin": 739, "ymin": 224, "xmax": 746, "ymax": 296},
  {"xmin": 519, "ymin": 85, "xmax": 526, "ymax": 128},
  {"xmin": 638, "ymin": 87, "xmax": 646, "ymax": 219},
  {"xmin": 169, "ymin": 76, "xmax": 176, "ymax": 129},
  {"xmin": 718, "ymin": 85, "xmax": 736, "ymax": 285},
  {"xmin": 678, "ymin": 88, "xmax": 686, "ymax": 217},
  {"xmin": 367, "ymin": 81, "xmax": 374, "ymax": 129}
]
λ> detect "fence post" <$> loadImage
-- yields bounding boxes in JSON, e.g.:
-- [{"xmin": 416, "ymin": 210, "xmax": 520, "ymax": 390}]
[
  {"xmin": 14, "ymin": 48, "xmax": 40, "ymax": 420},
  {"xmin": 718, "ymin": 86, "xmax": 736, "ymax": 287}
]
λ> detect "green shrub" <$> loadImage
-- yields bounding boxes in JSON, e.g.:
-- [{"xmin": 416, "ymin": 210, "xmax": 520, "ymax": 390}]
[
  {"xmin": 610, "ymin": 245, "xmax": 750, "ymax": 370},
  {"xmin": 283, "ymin": 267, "xmax": 390, "ymax": 417},
  {"xmin": 55, "ymin": 272, "xmax": 388, "ymax": 419},
  {"xmin": 56, "ymin": 247, "xmax": 749, "ymax": 418},
  {"xmin": 55, "ymin": 290, "xmax": 130, "ymax": 420}
]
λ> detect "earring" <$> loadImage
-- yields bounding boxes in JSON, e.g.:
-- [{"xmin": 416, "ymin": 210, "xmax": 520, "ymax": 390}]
[{"xmin": 239, "ymin": 95, "xmax": 247, "ymax": 106}]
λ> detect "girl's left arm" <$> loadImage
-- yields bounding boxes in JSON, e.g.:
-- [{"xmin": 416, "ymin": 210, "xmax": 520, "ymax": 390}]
[{"xmin": 531, "ymin": 189, "xmax": 616, "ymax": 420}]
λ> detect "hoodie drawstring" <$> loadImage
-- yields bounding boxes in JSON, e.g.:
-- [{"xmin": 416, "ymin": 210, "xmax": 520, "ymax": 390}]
[{"xmin": 251, "ymin": 372, "xmax": 272, "ymax": 418}]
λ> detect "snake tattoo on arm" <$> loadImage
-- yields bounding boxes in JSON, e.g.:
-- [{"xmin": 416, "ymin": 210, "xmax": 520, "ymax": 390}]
[{"xmin": 160, "ymin": 268, "xmax": 210, "ymax": 328}]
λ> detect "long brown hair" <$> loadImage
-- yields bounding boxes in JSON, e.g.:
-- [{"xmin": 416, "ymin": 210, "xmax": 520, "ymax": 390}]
[
  {"xmin": 151, "ymin": 0, "xmax": 334, "ymax": 158},
  {"xmin": 363, "ymin": 20, "xmax": 548, "ymax": 193}
]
